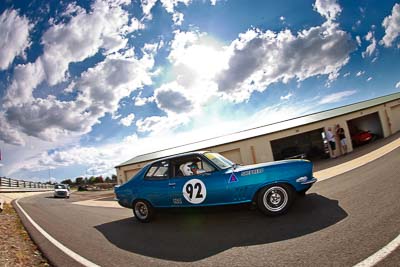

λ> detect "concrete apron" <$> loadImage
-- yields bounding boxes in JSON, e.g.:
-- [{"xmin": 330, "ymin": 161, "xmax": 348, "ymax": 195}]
[{"xmin": 314, "ymin": 136, "xmax": 400, "ymax": 181}]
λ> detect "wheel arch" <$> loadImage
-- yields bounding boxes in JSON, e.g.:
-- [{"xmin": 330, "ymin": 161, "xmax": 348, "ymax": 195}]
[{"xmin": 131, "ymin": 197, "xmax": 155, "ymax": 209}]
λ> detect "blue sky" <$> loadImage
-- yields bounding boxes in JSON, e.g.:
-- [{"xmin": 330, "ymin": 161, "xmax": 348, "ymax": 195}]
[{"xmin": 0, "ymin": 0, "xmax": 399, "ymax": 182}]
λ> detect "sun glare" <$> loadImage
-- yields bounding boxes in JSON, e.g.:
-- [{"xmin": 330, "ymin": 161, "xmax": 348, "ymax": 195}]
[{"xmin": 178, "ymin": 40, "xmax": 227, "ymax": 78}]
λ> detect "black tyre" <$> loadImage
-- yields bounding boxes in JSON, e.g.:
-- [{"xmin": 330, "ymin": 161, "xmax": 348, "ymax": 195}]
[
  {"xmin": 257, "ymin": 184, "xmax": 294, "ymax": 216},
  {"xmin": 133, "ymin": 200, "xmax": 154, "ymax": 223}
]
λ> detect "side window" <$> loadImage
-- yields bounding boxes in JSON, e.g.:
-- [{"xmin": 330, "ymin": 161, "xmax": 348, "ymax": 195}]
[
  {"xmin": 200, "ymin": 160, "xmax": 215, "ymax": 173},
  {"xmin": 145, "ymin": 161, "xmax": 169, "ymax": 180},
  {"xmin": 174, "ymin": 157, "xmax": 216, "ymax": 177}
]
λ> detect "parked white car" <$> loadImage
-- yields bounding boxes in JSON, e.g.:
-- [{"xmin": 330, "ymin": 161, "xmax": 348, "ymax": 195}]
[{"xmin": 54, "ymin": 184, "xmax": 70, "ymax": 198}]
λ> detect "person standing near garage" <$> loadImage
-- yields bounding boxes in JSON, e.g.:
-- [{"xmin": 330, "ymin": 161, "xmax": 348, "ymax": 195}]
[
  {"xmin": 326, "ymin": 127, "xmax": 337, "ymax": 158},
  {"xmin": 336, "ymin": 124, "xmax": 347, "ymax": 155}
]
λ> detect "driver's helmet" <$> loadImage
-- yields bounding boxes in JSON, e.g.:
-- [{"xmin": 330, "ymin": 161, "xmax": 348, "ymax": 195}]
[{"xmin": 180, "ymin": 162, "xmax": 195, "ymax": 176}]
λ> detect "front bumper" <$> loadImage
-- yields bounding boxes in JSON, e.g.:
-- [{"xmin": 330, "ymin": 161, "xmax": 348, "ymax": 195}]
[
  {"xmin": 54, "ymin": 191, "xmax": 69, "ymax": 197},
  {"xmin": 296, "ymin": 176, "xmax": 317, "ymax": 185}
]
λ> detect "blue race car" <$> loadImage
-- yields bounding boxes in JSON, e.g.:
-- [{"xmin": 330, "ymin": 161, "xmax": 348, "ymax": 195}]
[{"xmin": 115, "ymin": 151, "xmax": 317, "ymax": 222}]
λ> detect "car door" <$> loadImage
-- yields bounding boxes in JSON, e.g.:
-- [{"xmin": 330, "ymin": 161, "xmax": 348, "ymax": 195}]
[
  {"xmin": 168, "ymin": 157, "xmax": 231, "ymax": 206},
  {"xmin": 140, "ymin": 160, "xmax": 170, "ymax": 207}
]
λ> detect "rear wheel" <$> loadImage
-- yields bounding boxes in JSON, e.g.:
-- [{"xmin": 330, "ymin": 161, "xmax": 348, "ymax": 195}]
[
  {"xmin": 133, "ymin": 200, "xmax": 154, "ymax": 223},
  {"xmin": 257, "ymin": 184, "xmax": 294, "ymax": 216}
]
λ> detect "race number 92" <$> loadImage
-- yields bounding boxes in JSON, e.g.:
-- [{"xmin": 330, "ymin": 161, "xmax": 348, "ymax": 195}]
[{"xmin": 182, "ymin": 179, "xmax": 207, "ymax": 204}]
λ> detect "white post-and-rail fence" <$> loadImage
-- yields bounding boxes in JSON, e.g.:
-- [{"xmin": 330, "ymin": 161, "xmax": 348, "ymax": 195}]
[{"xmin": 0, "ymin": 176, "xmax": 54, "ymax": 191}]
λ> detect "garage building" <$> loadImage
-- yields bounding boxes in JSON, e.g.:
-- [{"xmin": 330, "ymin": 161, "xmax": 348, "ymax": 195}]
[{"xmin": 116, "ymin": 93, "xmax": 400, "ymax": 184}]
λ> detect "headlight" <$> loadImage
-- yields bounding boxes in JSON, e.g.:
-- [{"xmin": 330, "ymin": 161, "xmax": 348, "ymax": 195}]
[{"xmin": 296, "ymin": 176, "xmax": 308, "ymax": 183}]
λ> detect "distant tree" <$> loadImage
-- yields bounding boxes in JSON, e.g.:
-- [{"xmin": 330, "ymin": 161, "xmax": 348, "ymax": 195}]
[
  {"xmin": 84, "ymin": 177, "xmax": 89, "ymax": 184},
  {"xmin": 111, "ymin": 174, "xmax": 117, "ymax": 182},
  {"xmin": 105, "ymin": 176, "xmax": 111, "ymax": 183},
  {"xmin": 89, "ymin": 176, "xmax": 96, "ymax": 184},
  {"xmin": 75, "ymin": 177, "xmax": 83, "ymax": 184},
  {"xmin": 61, "ymin": 179, "xmax": 73, "ymax": 185},
  {"xmin": 95, "ymin": 176, "xmax": 104, "ymax": 183}
]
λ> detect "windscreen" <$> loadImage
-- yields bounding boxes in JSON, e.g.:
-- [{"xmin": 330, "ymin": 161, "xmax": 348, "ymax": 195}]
[{"xmin": 203, "ymin": 152, "xmax": 234, "ymax": 169}]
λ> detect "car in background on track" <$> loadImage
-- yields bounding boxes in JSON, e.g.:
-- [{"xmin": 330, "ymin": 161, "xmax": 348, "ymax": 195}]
[
  {"xmin": 115, "ymin": 151, "xmax": 317, "ymax": 222},
  {"xmin": 54, "ymin": 184, "xmax": 70, "ymax": 198}
]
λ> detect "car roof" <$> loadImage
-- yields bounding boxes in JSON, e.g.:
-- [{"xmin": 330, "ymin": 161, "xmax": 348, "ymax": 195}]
[{"xmin": 146, "ymin": 151, "xmax": 210, "ymax": 165}]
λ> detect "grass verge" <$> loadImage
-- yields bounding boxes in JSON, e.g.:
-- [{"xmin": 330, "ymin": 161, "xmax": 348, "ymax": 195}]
[{"xmin": 0, "ymin": 203, "xmax": 49, "ymax": 267}]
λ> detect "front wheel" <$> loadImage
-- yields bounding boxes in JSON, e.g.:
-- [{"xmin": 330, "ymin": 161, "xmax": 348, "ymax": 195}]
[
  {"xmin": 257, "ymin": 184, "xmax": 294, "ymax": 216},
  {"xmin": 133, "ymin": 200, "xmax": 154, "ymax": 223}
]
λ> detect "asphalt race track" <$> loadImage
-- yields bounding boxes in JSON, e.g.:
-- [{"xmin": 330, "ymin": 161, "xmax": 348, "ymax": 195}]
[{"xmin": 15, "ymin": 148, "xmax": 400, "ymax": 267}]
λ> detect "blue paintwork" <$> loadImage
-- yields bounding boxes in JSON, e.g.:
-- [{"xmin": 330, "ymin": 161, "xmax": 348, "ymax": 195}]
[{"xmin": 115, "ymin": 152, "xmax": 316, "ymax": 209}]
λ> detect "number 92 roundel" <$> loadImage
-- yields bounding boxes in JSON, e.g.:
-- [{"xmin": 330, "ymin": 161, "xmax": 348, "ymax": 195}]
[{"xmin": 182, "ymin": 179, "xmax": 207, "ymax": 204}]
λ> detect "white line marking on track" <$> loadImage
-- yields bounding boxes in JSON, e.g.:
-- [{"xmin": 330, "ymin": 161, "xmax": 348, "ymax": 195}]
[
  {"xmin": 353, "ymin": 234, "xmax": 400, "ymax": 267},
  {"xmin": 15, "ymin": 199, "xmax": 101, "ymax": 267}
]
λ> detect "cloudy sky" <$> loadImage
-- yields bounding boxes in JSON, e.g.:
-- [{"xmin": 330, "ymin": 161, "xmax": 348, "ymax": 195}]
[{"xmin": 0, "ymin": 0, "xmax": 399, "ymax": 182}]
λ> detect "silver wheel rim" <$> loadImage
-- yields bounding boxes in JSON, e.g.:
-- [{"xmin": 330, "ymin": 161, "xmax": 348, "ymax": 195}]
[
  {"xmin": 134, "ymin": 201, "xmax": 148, "ymax": 220},
  {"xmin": 263, "ymin": 186, "xmax": 288, "ymax": 212}
]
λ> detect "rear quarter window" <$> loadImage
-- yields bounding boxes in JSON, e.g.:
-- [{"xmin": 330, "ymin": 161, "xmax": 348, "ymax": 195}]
[{"xmin": 145, "ymin": 161, "xmax": 169, "ymax": 180}]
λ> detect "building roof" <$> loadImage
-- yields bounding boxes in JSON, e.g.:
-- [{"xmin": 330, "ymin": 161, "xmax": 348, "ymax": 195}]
[{"xmin": 116, "ymin": 92, "xmax": 400, "ymax": 168}]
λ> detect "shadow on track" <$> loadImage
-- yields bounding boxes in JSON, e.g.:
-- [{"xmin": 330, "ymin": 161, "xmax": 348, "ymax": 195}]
[{"xmin": 95, "ymin": 193, "xmax": 347, "ymax": 262}]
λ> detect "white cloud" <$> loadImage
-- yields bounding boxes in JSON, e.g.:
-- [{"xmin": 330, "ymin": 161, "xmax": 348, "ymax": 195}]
[
  {"xmin": 136, "ymin": 115, "xmax": 190, "ymax": 134},
  {"xmin": 3, "ymin": 61, "xmax": 45, "ymax": 107},
  {"xmin": 0, "ymin": 133, "xmax": 79, "ymax": 178},
  {"xmin": 313, "ymin": 0, "xmax": 342, "ymax": 21},
  {"xmin": 139, "ymin": 7, "xmax": 356, "ymax": 135},
  {"xmin": 0, "ymin": 112, "xmax": 25, "ymax": 146},
  {"xmin": 154, "ymin": 82, "xmax": 194, "ymax": 114},
  {"xmin": 318, "ymin": 90, "xmax": 357, "ymax": 104},
  {"xmin": 356, "ymin": 35, "xmax": 362, "ymax": 46},
  {"xmin": 2, "ymin": 48, "xmax": 155, "ymax": 144},
  {"xmin": 216, "ymin": 21, "xmax": 356, "ymax": 102},
  {"xmin": 5, "ymin": 96, "xmax": 93, "ymax": 141},
  {"xmin": 0, "ymin": 1, "xmax": 156, "ymax": 145},
  {"xmin": 133, "ymin": 94, "xmax": 154, "ymax": 106},
  {"xmin": 159, "ymin": 0, "xmax": 191, "ymax": 25},
  {"xmin": 172, "ymin": 11, "xmax": 184, "ymax": 26},
  {"xmin": 362, "ymin": 31, "xmax": 377, "ymax": 58},
  {"xmin": 3, "ymin": 0, "xmax": 139, "ymax": 107},
  {"xmin": 343, "ymin": 72, "xmax": 350, "ymax": 77},
  {"xmin": 120, "ymin": 113, "xmax": 136, "ymax": 126},
  {"xmin": 163, "ymin": 30, "xmax": 226, "ymax": 106},
  {"xmin": 40, "ymin": 0, "xmax": 136, "ymax": 85},
  {"xmin": 0, "ymin": 9, "xmax": 32, "ymax": 70},
  {"xmin": 381, "ymin": 3, "xmax": 400, "ymax": 47},
  {"xmin": 141, "ymin": 0, "xmax": 158, "ymax": 19},
  {"xmin": 148, "ymin": 0, "xmax": 221, "ymax": 25},
  {"xmin": 367, "ymin": 77, "xmax": 372, "ymax": 82},
  {"xmin": 396, "ymin": 81, "xmax": 400, "ymax": 88},
  {"xmin": 280, "ymin": 92, "xmax": 293, "ymax": 101},
  {"xmin": 356, "ymin": 70, "xmax": 365, "ymax": 76},
  {"xmin": 160, "ymin": 0, "xmax": 191, "ymax": 13},
  {"xmin": 280, "ymin": 16, "xmax": 286, "ymax": 21}
]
